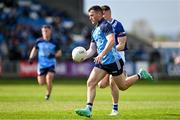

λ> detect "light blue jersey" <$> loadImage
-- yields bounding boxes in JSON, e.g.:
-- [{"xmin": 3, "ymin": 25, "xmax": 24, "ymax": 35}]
[
  {"xmin": 35, "ymin": 38, "xmax": 60, "ymax": 69},
  {"xmin": 91, "ymin": 19, "xmax": 121, "ymax": 65}
]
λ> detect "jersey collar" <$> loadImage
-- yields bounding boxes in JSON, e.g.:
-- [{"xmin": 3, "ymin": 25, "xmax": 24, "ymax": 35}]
[
  {"xmin": 109, "ymin": 18, "xmax": 115, "ymax": 24},
  {"xmin": 97, "ymin": 18, "xmax": 105, "ymax": 26}
]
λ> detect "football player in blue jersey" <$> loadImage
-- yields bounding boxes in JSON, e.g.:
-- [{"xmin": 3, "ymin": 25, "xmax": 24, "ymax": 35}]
[
  {"xmin": 97, "ymin": 5, "xmax": 128, "ymax": 116},
  {"xmin": 28, "ymin": 25, "xmax": 62, "ymax": 100},
  {"xmin": 75, "ymin": 5, "xmax": 153, "ymax": 118}
]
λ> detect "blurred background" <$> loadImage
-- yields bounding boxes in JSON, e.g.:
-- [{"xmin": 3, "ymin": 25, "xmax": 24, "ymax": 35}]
[{"xmin": 0, "ymin": 0, "xmax": 180, "ymax": 79}]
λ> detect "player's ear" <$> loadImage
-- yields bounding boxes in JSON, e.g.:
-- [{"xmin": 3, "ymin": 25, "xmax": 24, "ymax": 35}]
[{"xmin": 97, "ymin": 12, "xmax": 102, "ymax": 18}]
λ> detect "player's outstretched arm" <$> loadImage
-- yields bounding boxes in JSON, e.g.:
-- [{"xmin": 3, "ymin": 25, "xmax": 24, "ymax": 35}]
[
  {"xmin": 28, "ymin": 47, "xmax": 37, "ymax": 64},
  {"xmin": 84, "ymin": 42, "xmax": 97, "ymax": 60}
]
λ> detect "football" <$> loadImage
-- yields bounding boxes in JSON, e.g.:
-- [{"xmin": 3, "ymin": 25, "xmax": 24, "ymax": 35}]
[{"xmin": 72, "ymin": 46, "xmax": 87, "ymax": 62}]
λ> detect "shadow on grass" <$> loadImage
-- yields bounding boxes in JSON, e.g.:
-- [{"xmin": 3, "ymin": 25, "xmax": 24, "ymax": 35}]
[
  {"xmin": 0, "ymin": 77, "xmax": 87, "ymax": 85},
  {"xmin": 0, "ymin": 77, "xmax": 180, "ymax": 86}
]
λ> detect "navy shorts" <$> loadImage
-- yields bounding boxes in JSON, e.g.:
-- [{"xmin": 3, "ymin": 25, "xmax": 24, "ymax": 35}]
[
  {"xmin": 38, "ymin": 65, "xmax": 55, "ymax": 76},
  {"xmin": 95, "ymin": 59, "xmax": 124, "ymax": 76}
]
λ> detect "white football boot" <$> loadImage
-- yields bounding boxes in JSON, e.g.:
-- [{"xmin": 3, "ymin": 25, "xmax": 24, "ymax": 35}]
[{"xmin": 110, "ymin": 110, "xmax": 119, "ymax": 116}]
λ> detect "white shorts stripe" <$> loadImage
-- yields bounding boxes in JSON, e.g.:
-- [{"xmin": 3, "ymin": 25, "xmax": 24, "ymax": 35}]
[{"xmin": 115, "ymin": 60, "xmax": 121, "ymax": 70}]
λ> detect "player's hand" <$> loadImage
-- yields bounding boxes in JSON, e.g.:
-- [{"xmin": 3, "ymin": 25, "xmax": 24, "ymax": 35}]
[
  {"xmin": 48, "ymin": 53, "xmax": 55, "ymax": 59},
  {"xmin": 28, "ymin": 58, "xmax": 33, "ymax": 64},
  {"xmin": 94, "ymin": 53, "xmax": 103, "ymax": 64}
]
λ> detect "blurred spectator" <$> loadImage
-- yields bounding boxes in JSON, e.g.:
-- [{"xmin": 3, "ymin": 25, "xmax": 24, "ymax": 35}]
[
  {"xmin": 174, "ymin": 56, "xmax": 180, "ymax": 64},
  {"xmin": 130, "ymin": 45, "xmax": 148, "ymax": 62},
  {"xmin": 1, "ymin": 0, "xmax": 172, "ymax": 66},
  {"xmin": 0, "ymin": 0, "xmax": 79, "ymax": 61},
  {"xmin": 149, "ymin": 49, "xmax": 161, "ymax": 64},
  {"xmin": 148, "ymin": 49, "xmax": 161, "ymax": 73}
]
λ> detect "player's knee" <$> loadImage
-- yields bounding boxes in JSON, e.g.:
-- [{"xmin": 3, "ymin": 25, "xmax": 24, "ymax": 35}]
[
  {"xmin": 38, "ymin": 80, "xmax": 45, "ymax": 85},
  {"xmin": 87, "ymin": 79, "xmax": 96, "ymax": 88}
]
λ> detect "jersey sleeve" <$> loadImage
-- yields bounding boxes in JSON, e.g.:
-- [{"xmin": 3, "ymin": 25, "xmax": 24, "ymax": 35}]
[
  {"xmin": 116, "ymin": 22, "xmax": 126, "ymax": 37},
  {"xmin": 34, "ymin": 39, "xmax": 40, "ymax": 49},
  {"xmin": 101, "ymin": 23, "xmax": 114, "ymax": 36}
]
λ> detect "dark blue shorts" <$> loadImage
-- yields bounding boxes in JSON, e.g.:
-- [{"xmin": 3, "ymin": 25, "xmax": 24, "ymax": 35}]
[
  {"xmin": 95, "ymin": 59, "xmax": 124, "ymax": 76},
  {"xmin": 38, "ymin": 65, "xmax": 55, "ymax": 76}
]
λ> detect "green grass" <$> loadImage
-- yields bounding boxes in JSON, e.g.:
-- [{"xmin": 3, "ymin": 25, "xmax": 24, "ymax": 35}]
[{"xmin": 0, "ymin": 78, "xmax": 180, "ymax": 120}]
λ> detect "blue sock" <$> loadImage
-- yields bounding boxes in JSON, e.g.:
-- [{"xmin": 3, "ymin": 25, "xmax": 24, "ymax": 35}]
[
  {"xmin": 112, "ymin": 103, "xmax": 118, "ymax": 111},
  {"xmin": 86, "ymin": 103, "xmax": 93, "ymax": 111}
]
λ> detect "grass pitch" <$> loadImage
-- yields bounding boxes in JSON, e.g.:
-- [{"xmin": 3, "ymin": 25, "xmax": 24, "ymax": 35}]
[{"xmin": 0, "ymin": 78, "xmax": 180, "ymax": 120}]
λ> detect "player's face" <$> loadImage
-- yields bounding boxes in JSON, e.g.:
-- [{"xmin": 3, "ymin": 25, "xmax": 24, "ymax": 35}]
[
  {"xmin": 103, "ymin": 10, "xmax": 111, "ymax": 20},
  {"xmin": 41, "ymin": 27, "xmax": 52, "ymax": 39},
  {"xmin": 88, "ymin": 10, "xmax": 102, "ymax": 24}
]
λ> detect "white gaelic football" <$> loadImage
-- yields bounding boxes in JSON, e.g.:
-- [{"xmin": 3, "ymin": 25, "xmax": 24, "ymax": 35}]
[{"xmin": 72, "ymin": 46, "xmax": 87, "ymax": 62}]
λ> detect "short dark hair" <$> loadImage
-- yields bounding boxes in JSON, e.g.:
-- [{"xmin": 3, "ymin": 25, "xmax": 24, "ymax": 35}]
[
  {"xmin": 41, "ymin": 25, "xmax": 52, "ymax": 29},
  {"xmin": 101, "ymin": 5, "xmax": 111, "ymax": 11},
  {"xmin": 88, "ymin": 5, "xmax": 103, "ymax": 13}
]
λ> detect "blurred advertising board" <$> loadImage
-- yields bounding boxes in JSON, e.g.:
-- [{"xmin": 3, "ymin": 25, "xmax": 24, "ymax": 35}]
[
  {"xmin": 124, "ymin": 62, "xmax": 135, "ymax": 75},
  {"xmin": 19, "ymin": 61, "xmax": 159, "ymax": 77},
  {"xmin": 19, "ymin": 61, "xmax": 37, "ymax": 77},
  {"xmin": 55, "ymin": 62, "xmax": 93, "ymax": 77},
  {"xmin": 167, "ymin": 64, "xmax": 180, "ymax": 76},
  {"xmin": 19, "ymin": 61, "xmax": 93, "ymax": 77},
  {"xmin": 135, "ymin": 61, "xmax": 149, "ymax": 73}
]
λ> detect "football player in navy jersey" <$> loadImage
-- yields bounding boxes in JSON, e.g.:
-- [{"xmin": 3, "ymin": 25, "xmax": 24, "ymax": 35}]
[
  {"xmin": 75, "ymin": 5, "xmax": 153, "ymax": 118},
  {"xmin": 97, "ymin": 5, "xmax": 128, "ymax": 116},
  {"xmin": 28, "ymin": 25, "xmax": 62, "ymax": 100}
]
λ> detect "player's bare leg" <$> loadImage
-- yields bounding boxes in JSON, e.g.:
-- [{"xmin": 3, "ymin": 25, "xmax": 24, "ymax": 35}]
[
  {"xmin": 37, "ymin": 75, "xmax": 46, "ymax": 85},
  {"xmin": 38, "ymin": 75, "xmax": 49, "ymax": 100},
  {"xmin": 98, "ymin": 71, "xmax": 128, "ymax": 115},
  {"xmin": 98, "ymin": 75, "xmax": 120, "ymax": 115},
  {"xmin": 110, "ymin": 78, "xmax": 119, "ymax": 104},
  {"xmin": 109, "ymin": 78, "xmax": 119, "ymax": 115},
  {"xmin": 112, "ymin": 73, "xmax": 138, "ymax": 91},
  {"xmin": 98, "ymin": 74, "xmax": 109, "ymax": 88},
  {"xmin": 45, "ymin": 72, "xmax": 54, "ymax": 100},
  {"xmin": 112, "ymin": 69, "xmax": 153, "ymax": 91},
  {"xmin": 75, "ymin": 67, "xmax": 107, "ymax": 117},
  {"xmin": 87, "ymin": 67, "xmax": 107, "ymax": 104},
  {"xmin": 98, "ymin": 70, "xmax": 127, "ymax": 89}
]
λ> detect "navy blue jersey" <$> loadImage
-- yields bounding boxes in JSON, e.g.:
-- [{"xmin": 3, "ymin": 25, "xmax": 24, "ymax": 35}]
[
  {"xmin": 91, "ymin": 19, "xmax": 121, "ymax": 64},
  {"xmin": 110, "ymin": 19, "xmax": 128, "ymax": 51},
  {"xmin": 35, "ymin": 38, "xmax": 60, "ymax": 69}
]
